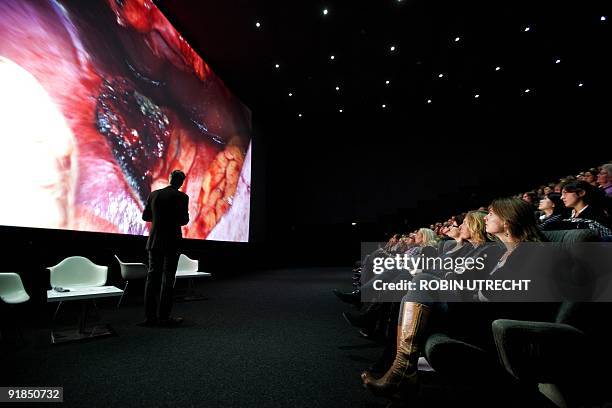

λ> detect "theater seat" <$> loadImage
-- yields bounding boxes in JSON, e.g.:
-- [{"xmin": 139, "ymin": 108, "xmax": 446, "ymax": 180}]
[
  {"xmin": 492, "ymin": 302, "xmax": 612, "ymax": 407},
  {"xmin": 424, "ymin": 333, "xmax": 507, "ymax": 383},
  {"xmin": 421, "ymin": 229, "xmax": 610, "ymax": 406}
]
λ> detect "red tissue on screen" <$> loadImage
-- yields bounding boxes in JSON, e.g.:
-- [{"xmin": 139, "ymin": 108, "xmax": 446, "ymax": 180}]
[{"xmin": 0, "ymin": 0, "xmax": 251, "ymax": 241}]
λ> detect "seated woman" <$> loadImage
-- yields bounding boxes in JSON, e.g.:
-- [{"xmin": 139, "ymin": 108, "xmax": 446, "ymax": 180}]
[
  {"xmin": 537, "ymin": 192, "xmax": 566, "ymax": 228},
  {"xmin": 361, "ymin": 198, "xmax": 557, "ymax": 398},
  {"xmin": 426, "ymin": 210, "xmax": 502, "ymax": 280},
  {"xmin": 437, "ymin": 214, "xmax": 464, "ymax": 255},
  {"xmin": 584, "ymin": 168, "xmax": 599, "ymax": 187},
  {"xmin": 342, "ymin": 228, "xmax": 439, "ymax": 330},
  {"xmin": 359, "ymin": 210, "xmax": 503, "ymax": 377},
  {"xmin": 543, "ymin": 180, "xmax": 611, "ymax": 237}
]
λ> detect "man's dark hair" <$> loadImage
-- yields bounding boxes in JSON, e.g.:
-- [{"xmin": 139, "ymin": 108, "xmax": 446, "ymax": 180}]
[{"xmin": 170, "ymin": 170, "xmax": 186, "ymax": 188}]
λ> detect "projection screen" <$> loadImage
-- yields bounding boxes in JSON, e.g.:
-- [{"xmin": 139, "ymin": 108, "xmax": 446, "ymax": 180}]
[{"xmin": 0, "ymin": 0, "xmax": 252, "ymax": 242}]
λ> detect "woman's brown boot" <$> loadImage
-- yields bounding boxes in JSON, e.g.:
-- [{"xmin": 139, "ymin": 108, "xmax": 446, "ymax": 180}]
[{"xmin": 361, "ymin": 302, "xmax": 430, "ymax": 397}]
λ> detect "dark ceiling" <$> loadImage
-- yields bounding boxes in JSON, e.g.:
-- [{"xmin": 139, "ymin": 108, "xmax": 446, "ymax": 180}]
[{"xmin": 155, "ymin": 0, "xmax": 611, "ymax": 237}]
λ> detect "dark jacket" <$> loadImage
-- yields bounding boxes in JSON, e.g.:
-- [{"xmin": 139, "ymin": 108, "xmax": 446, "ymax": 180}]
[{"xmin": 142, "ymin": 186, "xmax": 190, "ymax": 251}]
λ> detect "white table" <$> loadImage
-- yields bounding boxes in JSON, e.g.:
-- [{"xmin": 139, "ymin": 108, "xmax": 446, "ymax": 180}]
[
  {"xmin": 47, "ymin": 286, "xmax": 123, "ymax": 344},
  {"xmin": 174, "ymin": 271, "xmax": 211, "ymax": 301}
]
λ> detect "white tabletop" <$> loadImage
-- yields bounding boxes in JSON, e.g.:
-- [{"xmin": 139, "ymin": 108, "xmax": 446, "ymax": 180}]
[
  {"xmin": 175, "ymin": 271, "xmax": 212, "ymax": 278},
  {"xmin": 47, "ymin": 286, "xmax": 123, "ymax": 302}
]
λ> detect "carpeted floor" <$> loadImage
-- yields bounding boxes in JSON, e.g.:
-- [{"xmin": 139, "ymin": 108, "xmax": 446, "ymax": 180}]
[{"xmin": 1, "ymin": 267, "xmax": 553, "ymax": 408}]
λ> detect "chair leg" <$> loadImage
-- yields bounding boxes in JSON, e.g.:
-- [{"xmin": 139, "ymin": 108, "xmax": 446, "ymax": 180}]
[
  {"xmin": 91, "ymin": 299, "xmax": 101, "ymax": 321},
  {"xmin": 117, "ymin": 281, "xmax": 129, "ymax": 308},
  {"xmin": 188, "ymin": 278, "xmax": 195, "ymax": 296},
  {"xmin": 52, "ymin": 301, "xmax": 62, "ymax": 324}
]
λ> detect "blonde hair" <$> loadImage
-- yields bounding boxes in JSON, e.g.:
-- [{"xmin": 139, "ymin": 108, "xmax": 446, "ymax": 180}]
[
  {"xmin": 417, "ymin": 228, "xmax": 438, "ymax": 247},
  {"xmin": 464, "ymin": 210, "xmax": 491, "ymax": 244}
]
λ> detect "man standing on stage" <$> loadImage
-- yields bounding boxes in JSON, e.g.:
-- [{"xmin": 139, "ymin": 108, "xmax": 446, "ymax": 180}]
[{"xmin": 140, "ymin": 170, "xmax": 190, "ymax": 327}]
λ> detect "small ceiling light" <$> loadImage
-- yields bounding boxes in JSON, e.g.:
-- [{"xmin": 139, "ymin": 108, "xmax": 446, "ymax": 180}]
[
  {"xmin": 555, "ymin": 58, "xmax": 561, "ymax": 64},
  {"xmin": 524, "ymin": 88, "xmax": 531, "ymax": 94},
  {"xmin": 339, "ymin": 108, "xmax": 343, "ymax": 113},
  {"xmin": 438, "ymin": 73, "xmax": 444, "ymax": 78},
  {"xmin": 474, "ymin": 94, "xmax": 480, "ymax": 99},
  {"xmin": 390, "ymin": 45, "xmax": 396, "ymax": 51},
  {"xmin": 335, "ymin": 86, "xmax": 340, "ymax": 91},
  {"xmin": 298, "ymin": 113, "xmax": 303, "ymax": 117},
  {"xmin": 385, "ymin": 80, "xmax": 390, "ymax": 85},
  {"xmin": 454, "ymin": 36, "xmax": 461, "ymax": 42},
  {"xmin": 275, "ymin": 63, "xmax": 280, "ymax": 69},
  {"xmin": 495, "ymin": 66, "xmax": 501, "ymax": 71},
  {"xmin": 426, "ymin": 99, "xmax": 432, "ymax": 104},
  {"xmin": 330, "ymin": 55, "xmax": 335, "ymax": 60},
  {"xmin": 524, "ymin": 26, "xmax": 531, "ymax": 32},
  {"xmin": 601, "ymin": 16, "xmax": 607, "ymax": 21},
  {"xmin": 323, "ymin": 8, "xmax": 328, "ymax": 15},
  {"xmin": 578, "ymin": 82, "xmax": 584, "ymax": 87},
  {"xmin": 381, "ymin": 104, "xmax": 386, "ymax": 108},
  {"xmin": 255, "ymin": 22, "xmax": 261, "ymax": 28},
  {"xmin": 351, "ymin": 222, "xmax": 357, "ymax": 226},
  {"xmin": 288, "ymin": 92, "xmax": 293, "ymax": 96}
]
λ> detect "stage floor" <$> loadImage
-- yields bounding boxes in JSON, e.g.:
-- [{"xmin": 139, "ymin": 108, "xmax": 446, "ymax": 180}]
[{"xmin": 1, "ymin": 267, "xmax": 552, "ymax": 407}]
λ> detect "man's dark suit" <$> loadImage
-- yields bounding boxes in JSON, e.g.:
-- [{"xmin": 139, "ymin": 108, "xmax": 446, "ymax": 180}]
[{"xmin": 142, "ymin": 185, "xmax": 189, "ymax": 321}]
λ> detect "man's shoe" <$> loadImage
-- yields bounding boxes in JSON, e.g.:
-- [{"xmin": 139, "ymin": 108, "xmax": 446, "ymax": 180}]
[
  {"xmin": 136, "ymin": 318, "xmax": 158, "ymax": 327},
  {"xmin": 158, "ymin": 317, "xmax": 184, "ymax": 327},
  {"xmin": 333, "ymin": 289, "xmax": 361, "ymax": 305}
]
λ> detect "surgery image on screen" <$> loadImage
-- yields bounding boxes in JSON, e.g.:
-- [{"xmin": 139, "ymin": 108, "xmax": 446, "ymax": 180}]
[{"xmin": 0, "ymin": 0, "xmax": 252, "ymax": 242}]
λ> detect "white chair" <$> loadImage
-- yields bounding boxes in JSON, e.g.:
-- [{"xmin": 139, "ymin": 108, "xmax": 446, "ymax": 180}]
[
  {"xmin": 114, "ymin": 255, "xmax": 147, "ymax": 308},
  {"xmin": 46, "ymin": 256, "xmax": 108, "ymax": 332},
  {"xmin": 0, "ymin": 273, "xmax": 30, "ymax": 342},
  {"xmin": 175, "ymin": 254, "xmax": 199, "ymax": 278},
  {"xmin": 48, "ymin": 256, "xmax": 107, "ymax": 289},
  {"xmin": 174, "ymin": 254, "xmax": 211, "ymax": 300},
  {"xmin": 0, "ymin": 273, "xmax": 30, "ymax": 304}
]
